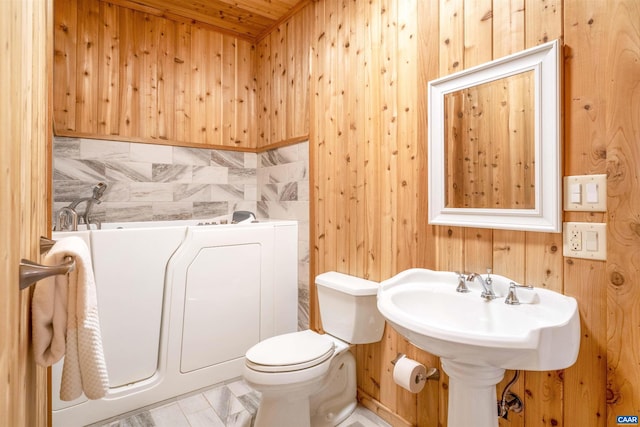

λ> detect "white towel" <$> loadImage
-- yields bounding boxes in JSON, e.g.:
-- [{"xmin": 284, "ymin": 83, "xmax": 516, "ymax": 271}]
[{"xmin": 31, "ymin": 236, "xmax": 109, "ymax": 400}]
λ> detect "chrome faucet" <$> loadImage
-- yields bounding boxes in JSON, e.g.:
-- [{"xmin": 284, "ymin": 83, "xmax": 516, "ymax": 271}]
[
  {"xmin": 467, "ymin": 269, "xmax": 496, "ymax": 300},
  {"xmin": 58, "ymin": 182, "xmax": 108, "ymax": 230},
  {"xmin": 57, "ymin": 206, "xmax": 79, "ymax": 231}
]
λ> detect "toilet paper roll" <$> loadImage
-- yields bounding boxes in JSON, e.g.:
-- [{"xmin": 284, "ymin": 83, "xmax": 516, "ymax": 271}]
[{"xmin": 393, "ymin": 357, "xmax": 427, "ymax": 393}]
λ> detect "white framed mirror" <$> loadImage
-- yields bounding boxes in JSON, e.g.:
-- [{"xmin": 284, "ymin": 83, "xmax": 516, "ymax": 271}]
[{"xmin": 428, "ymin": 40, "xmax": 561, "ymax": 232}]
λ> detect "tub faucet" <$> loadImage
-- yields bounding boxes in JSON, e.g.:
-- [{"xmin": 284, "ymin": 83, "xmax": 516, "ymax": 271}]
[
  {"xmin": 57, "ymin": 206, "xmax": 79, "ymax": 231},
  {"xmin": 467, "ymin": 269, "xmax": 496, "ymax": 300},
  {"xmin": 60, "ymin": 182, "xmax": 108, "ymax": 230}
]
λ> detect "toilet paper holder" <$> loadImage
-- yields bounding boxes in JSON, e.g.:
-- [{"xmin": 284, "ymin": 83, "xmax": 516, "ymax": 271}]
[{"xmin": 391, "ymin": 353, "xmax": 440, "ymax": 382}]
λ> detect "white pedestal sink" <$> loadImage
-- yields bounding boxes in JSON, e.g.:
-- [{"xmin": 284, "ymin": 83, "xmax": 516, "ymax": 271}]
[{"xmin": 377, "ymin": 269, "xmax": 580, "ymax": 427}]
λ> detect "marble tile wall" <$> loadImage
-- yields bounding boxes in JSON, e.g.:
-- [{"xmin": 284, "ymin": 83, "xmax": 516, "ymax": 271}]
[
  {"xmin": 53, "ymin": 137, "xmax": 259, "ymax": 224},
  {"xmin": 257, "ymin": 142, "xmax": 310, "ymax": 329},
  {"xmin": 53, "ymin": 137, "xmax": 310, "ymax": 329}
]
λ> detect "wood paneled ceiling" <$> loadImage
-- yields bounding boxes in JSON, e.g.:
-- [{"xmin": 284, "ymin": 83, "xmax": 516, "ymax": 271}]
[{"xmin": 101, "ymin": 0, "xmax": 309, "ymax": 41}]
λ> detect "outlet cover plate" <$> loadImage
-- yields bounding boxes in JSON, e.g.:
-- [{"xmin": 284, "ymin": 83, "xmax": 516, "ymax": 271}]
[{"xmin": 563, "ymin": 222, "xmax": 607, "ymax": 260}]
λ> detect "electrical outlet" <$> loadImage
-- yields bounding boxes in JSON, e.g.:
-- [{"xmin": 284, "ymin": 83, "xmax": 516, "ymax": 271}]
[
  {"xmin": 563, "ymin": 222, "xmax": 607, "ymax": 260},
  {"xmin": 569, "ymin": 229, "xmax": 582, "ymax": 251}
]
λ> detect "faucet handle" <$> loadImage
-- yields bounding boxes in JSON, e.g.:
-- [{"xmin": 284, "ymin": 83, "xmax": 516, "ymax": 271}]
[
  {"xmin": 455, "ymin": 272, "xmax": 470, "ymax": 293},
  {"xmin": 505, "ymin": 283, "xmax": 520, "ymax": 305},
  {"xmin": 485, "ymin": 268, "xmax": 493, "ymax": 284},
  {"xmin": 504, "ymin": 282, "xmax": 534, "ymax": 305},
  {"xmin": 57, "ymin": 207, "xmax": 79, "ymax": 231}
]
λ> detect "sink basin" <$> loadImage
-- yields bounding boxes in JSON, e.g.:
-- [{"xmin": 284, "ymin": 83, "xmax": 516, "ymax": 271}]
[
  {"xmin": 377, "ymin": 268, "xmax": 580, "ymax": 427},
  {"xmin": 377, "ymin": 268, "xmax": 580, "ymax": 371}
]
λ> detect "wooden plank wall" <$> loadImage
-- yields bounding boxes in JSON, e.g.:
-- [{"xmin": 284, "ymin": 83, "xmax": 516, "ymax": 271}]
[
  {"xmin": 574, "ymin": 1, "xmax": 640, "ymax": 425},
  {"xmin": 254, "ymin": 4, "xmax": 312, "ymax": 148},
  {"xmin": 252, "ymin": 0, "xmax": 639, "ymax": 425},
  {"xmin": 53, "ymin": 0, "xmax": 256, "ymax": 149},
  {"xmin": 0, "ymin": 0, "xmax": 51, "ymax": 426},
  {"xmin": 307, "ymin": 0, "xmax": 438, "ymax": 425}
]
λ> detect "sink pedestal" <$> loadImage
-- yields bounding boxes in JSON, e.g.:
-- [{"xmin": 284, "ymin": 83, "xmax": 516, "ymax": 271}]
[{"xmin": 441, "ymin": 359, "xmax": 505, "ymax": 427}]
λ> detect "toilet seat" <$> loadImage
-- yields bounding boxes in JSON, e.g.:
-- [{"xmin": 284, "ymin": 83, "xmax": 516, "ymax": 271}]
[{"xmin": 246, "ymin": 330, "xmax": 335, "ymax": 373}]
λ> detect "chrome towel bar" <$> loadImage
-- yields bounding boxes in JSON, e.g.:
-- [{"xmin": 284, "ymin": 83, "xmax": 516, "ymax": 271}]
[
  {"xmin": 39, "ymin": 236, "xmax": 56, "ymax": 254},
  {"xmin": 18, "ymin": 237, "xmax": 76, "ymax": 290}
]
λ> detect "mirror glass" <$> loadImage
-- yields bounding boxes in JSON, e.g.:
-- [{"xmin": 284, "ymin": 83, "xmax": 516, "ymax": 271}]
[
  {"xmin": 428, "ymin": 40, "xmax": 561, "ymax": 232},
  {"xmin": 444, "ymin": 70, "xmax": 535, "ymax": 209}
]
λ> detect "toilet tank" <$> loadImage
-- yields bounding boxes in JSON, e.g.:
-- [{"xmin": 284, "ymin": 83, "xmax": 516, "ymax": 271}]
[{"xmin": 316, "ymin": 272, "xmax": 385, "ymax": 344}]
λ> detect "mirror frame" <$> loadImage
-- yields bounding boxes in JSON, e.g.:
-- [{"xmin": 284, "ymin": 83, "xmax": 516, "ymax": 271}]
[{"xmin": 428, "ymin": 40, "xmax": 562, "ymax": 232}]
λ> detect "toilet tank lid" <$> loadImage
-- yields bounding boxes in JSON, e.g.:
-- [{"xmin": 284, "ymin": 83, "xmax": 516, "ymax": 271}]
[{"xmin": 315, "ymin": 271, "xmax": 380, "ymax": 296}]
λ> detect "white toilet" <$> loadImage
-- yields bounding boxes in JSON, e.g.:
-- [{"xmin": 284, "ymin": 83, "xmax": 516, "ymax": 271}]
[{"xmin": 243, "ymin": 271, "xmax": 385, "ymax": 427}]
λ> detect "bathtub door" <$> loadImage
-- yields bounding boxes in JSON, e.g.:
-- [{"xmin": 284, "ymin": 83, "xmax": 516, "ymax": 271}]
[{"xmin": 92, "ymin": 227, "xmax": 187, "ymax": 387}]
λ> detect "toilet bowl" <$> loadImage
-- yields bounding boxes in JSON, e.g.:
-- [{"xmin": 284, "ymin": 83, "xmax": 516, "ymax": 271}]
[{"xmin": 244, "ymin": 272, "xmax": 385, "ymax": 427}]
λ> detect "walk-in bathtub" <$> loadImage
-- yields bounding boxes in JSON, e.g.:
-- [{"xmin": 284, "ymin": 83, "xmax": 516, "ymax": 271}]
[{"xmin": 51, "ymin": 219, "xmax": 298, "ymax": 426}]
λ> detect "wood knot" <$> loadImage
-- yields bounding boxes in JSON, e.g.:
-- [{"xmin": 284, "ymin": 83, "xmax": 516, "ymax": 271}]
[
  {"xmin": 481, "ymin": 10, "xmax": 493, "ymax": 21},
  {"xmin": 610, "ymin": 271, "xmax": 625, "ymax": 286},
  {"xmin": 606, "ymin": 387, "xmax": 619, "ymax": 404}
]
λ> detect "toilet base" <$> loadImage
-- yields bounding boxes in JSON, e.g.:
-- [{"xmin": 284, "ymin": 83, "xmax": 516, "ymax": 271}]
[
  {"xmin": 310, "ymin": 350, "xmax": 357, "ymax": 426},
  {"xmin": 249, "ymin": 339, "xmax": 357, "ymax": 427},
  {"xmin": 255, "ymin": 392, "xmax": 314, "ymax": 427}
]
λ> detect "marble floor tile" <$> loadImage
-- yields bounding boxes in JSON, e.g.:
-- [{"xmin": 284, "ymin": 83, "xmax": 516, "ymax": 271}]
[
  {"xmin": 89, "ymin": 378, "xmax": 390, "ymax": 427},
  {"xmin": 185, "ymin": 408, "xmax": 226, "ymax": 427},
  {"xmin": 203, "ymin": 385, "xmax": 245, "ymax": 420},
  {"xmin": 149, "ymin": 402, "xmax": 191, "ymax": 427},
  {"xmin": 338, "ymin": 407, "xmax": 392, "ymax": 427},
  {"xmin": 224, "ymin": 409, "xmax": 252, "ymax": 427},
  {"xmin": 226, "ymin": 379, "xmax": 254, "ymax": 397},
  {"xmin": 177, "ymin": 393, "xmax": 212, "ymax": 415},
  {"xmin": 102, "ymin": 411, "xmax": 155, "ymax": 427}
]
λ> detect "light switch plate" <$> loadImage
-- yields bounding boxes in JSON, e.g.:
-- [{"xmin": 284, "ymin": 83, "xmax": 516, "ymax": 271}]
[
  {"xmin": 563, "ymin": 222, "xmax": 607, "ymax": 260},
  {"xmin": 564, "ymin": 174, "xmax": 607, "ymax": 211}
]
